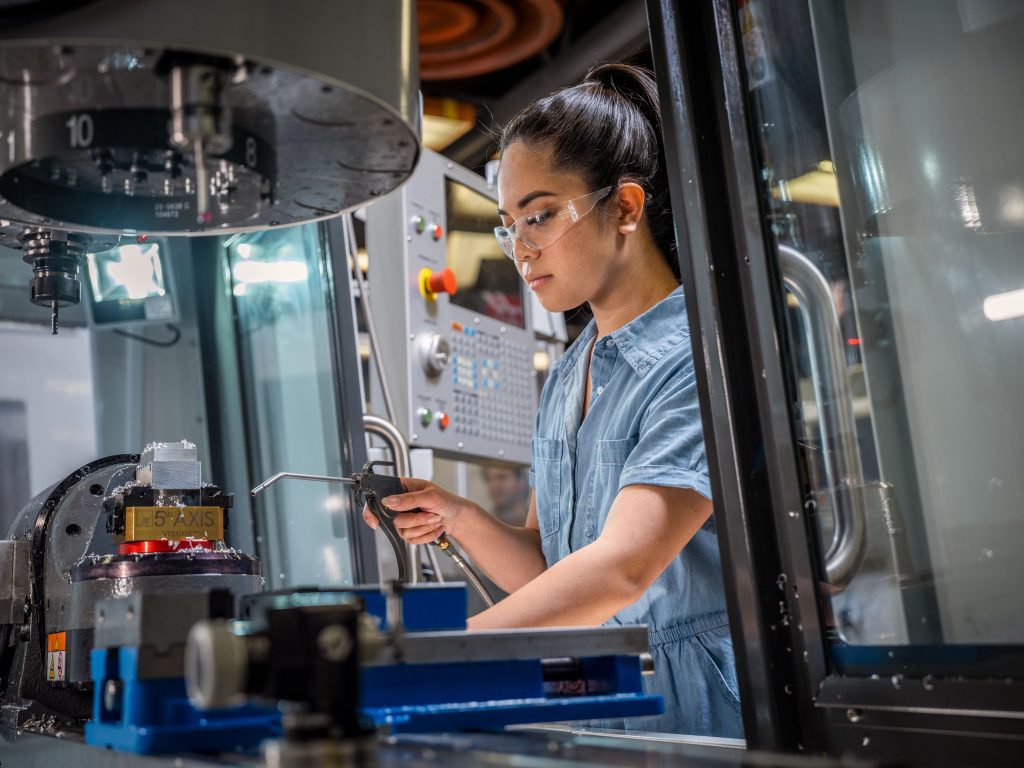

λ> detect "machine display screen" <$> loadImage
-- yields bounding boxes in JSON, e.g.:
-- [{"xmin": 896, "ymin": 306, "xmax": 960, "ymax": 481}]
[{"xmin": 444, "ymin": 178, "xmax": 525, "ymax": 328}]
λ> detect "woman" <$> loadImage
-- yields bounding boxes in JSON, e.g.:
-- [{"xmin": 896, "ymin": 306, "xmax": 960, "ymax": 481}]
[{"xmin": 365, "ymin": 63, "xmax": 742, "ymax": 738}]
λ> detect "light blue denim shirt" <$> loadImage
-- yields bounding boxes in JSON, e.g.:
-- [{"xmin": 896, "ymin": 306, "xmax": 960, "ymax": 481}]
[{"xmin": 529, "ymin": 286, "xmax": 742, "ymax": 737}]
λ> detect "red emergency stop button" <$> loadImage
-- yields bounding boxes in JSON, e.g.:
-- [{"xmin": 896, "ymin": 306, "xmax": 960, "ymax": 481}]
[
  {"xmin": 420, "ymin": 267, "xmax": 458, "ymax": 300},
  {"xmin": 428, "ymin": 267, "xmax": 456, "ymax": 295}
]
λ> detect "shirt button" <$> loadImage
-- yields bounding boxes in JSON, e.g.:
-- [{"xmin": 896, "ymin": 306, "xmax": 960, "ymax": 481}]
[
  {"xmin": 596, "ymin": 386, "xmax": 604, "ymax": 396},
  {"xmin": 606, "ymin": 338, "xmax": 616, "ymax": 348}
]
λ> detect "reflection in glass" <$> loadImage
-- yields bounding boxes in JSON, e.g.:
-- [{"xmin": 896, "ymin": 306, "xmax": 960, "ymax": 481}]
[
  {"xmin": 738, "ymin": 0, "xmax": 1024, "ymax": 652},
  {"xmin": 0, "ymin": 400, "xmax": 29, "ymax": 534},
  {"xmin": 227, "ymin": 224, "xmax": 357, "ymax": 590},
  {"xmin": 88, "ymin": 243, "xmax": 167, "ymax": 302},
  {"xmin": 86, "ymin": 242, "xmax": 176, "ymax": 325}
]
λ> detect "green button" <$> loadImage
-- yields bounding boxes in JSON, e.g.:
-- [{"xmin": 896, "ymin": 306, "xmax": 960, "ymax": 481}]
[
  {"xmin": 413, "ymin": 215, "xmax": 427, "ymax": 234},
  {"xmin": 418, "ymin": 408, "xmax": 433, "ymax": 426}
]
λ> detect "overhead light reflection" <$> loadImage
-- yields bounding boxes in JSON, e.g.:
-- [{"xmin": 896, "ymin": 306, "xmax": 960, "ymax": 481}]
[
  {"xmin": 983, "ymin": 288, "xmax": 1024, "ymax": 322},
  {"xmin": 955, "ymin": 180, "xmax": 981, "ymax": 230},
  {"xmin": 232, "ymin": 260, "xmax": 308, "ymax": 285},
  {"xmin": 998, "ymin": 186, "xmax": 1024, "ymax": 225}
]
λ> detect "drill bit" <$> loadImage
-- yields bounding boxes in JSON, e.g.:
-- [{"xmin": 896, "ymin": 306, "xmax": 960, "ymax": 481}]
[
  {"xmin": 51, "ymin": 300, "xmax": 58, "ymax": 335},
  {"xmin": 194, "ymin": 136, "xmax": 211, "ymax": 227}
]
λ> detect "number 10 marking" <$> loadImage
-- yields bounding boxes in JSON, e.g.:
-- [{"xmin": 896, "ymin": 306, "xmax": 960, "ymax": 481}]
[{"xmin": 66, "ymin": 113, "xmax": 94, "ymax": 148}]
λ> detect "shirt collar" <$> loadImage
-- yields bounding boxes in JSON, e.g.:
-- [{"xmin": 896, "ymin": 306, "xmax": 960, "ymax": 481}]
[{"xmin": 553, "ymin": 285, "xmax": 688, "ymax": 380}]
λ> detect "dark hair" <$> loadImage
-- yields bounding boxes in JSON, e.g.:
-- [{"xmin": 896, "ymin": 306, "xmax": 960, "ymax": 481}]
[{"xmin": 499, "ymin": 62, "xmax": 679, "ymax": 280}]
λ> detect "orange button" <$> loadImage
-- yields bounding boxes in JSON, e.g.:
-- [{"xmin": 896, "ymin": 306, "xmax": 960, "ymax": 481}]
[
  {"xmin": 427, "ymin": 267, "xmax": 457, "ymax": 296},
  {"xmin": 437, "ymin": 412, "xmax": 450, "ymax": 430},
  {"xmin": 430, "ymin": 223, "xmax": 443, "ymax": 241}
]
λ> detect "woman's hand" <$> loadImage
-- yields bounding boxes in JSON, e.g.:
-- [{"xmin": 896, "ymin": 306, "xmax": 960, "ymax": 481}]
[{"xmin": 361, "ymin": 477, "xmax": 477, "ymax": 545}]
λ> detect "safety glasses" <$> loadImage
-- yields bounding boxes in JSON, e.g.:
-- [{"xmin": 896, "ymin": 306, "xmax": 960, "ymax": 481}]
[{"xmin": 494, "ymin": 186, "xmax": 613, "ymax": 260}]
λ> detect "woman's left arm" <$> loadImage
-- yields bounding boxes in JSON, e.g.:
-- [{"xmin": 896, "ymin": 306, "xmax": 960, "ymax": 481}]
[{"xmin": 467, "ymin": 483, "xmax": 711, "ymax": 629}]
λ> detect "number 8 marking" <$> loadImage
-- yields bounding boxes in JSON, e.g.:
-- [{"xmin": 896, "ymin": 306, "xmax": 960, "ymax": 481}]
[{"xmin": 245, "ymin": 136, "xmax": 257, "ymax": 167}]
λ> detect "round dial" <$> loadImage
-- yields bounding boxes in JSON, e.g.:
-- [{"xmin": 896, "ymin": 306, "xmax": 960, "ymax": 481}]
[{"xmin": 417, "ymin": 333, "xmax": 451, "ymax": 377}]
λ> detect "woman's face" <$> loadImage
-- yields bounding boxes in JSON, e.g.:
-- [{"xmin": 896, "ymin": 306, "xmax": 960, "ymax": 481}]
[{"xmin": 497, "ymin": 142, "xmax": 619, "ymax": 313}]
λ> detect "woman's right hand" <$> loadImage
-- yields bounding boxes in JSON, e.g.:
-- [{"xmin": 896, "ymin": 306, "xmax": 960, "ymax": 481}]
[{"xmin": 361, "ymin": 477, "xmax": 476, "ymax": 545}]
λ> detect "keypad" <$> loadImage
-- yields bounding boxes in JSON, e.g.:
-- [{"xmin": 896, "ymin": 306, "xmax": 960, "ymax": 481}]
[{"xmin": 450, "ymin": 326, "xmax": 533, "ymax": 446}]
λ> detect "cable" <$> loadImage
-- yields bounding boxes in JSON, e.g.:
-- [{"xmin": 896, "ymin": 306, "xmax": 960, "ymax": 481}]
[
  {"xmin": 112, "ymin": 323, "xmax": 182, "ymax": 347},
  {"xmin": 435, "ymin": 536, "xmax": 494, "ymax": 607},
  {"xmin": 342, "ymin": 214, "xmax": 399, "ymax": 424}
]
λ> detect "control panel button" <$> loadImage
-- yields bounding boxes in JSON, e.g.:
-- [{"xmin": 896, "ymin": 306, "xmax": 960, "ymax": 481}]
[
  {"xmin": 437, "ymin": 412, "xmax": 450, "ymax": 430},
  {"xmin": 418, "ymin": 407, "xmax": 433, "ymax": 427},
  {"xmin": 429, "ymin": 223, "xmax": 443, "ymax": 241},
  {"xmin": 419, "ymin": 267, "xmax": 457, "ymax": 300},
  {"xmin": 412, "ymin": 215, "xmax": 427, "ymax": 234},
  {"xmin": 427, "ymin": 267, "xmax": 457, "ymax": 296}
]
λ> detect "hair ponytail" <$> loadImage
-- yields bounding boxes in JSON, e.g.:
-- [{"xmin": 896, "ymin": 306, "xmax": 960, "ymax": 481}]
[{"xmin": 500, "ymin": 63, "xmax": 679, "ymax": 280}]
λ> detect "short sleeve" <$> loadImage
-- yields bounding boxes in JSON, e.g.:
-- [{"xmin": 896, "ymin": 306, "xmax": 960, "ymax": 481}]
[{"xmin": 617, "ymin": 365, "xmax": 711, "ymax": 500}]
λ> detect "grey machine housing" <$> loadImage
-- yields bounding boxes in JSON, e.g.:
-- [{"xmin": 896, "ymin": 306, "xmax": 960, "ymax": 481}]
[
  {"xmin": 366, "ymin": 149, "xmax": 538, "ymax": 466},
  {"xmin": 0, "ymin": 0, "xmax": 421, "ymax": 236},
  {"xmin": 0, "ymin": 448, "xmax": 262, "ymax": 729}
]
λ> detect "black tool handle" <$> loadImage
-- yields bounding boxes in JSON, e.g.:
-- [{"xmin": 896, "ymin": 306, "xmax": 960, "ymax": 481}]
[
  {"xmin": 361, "ymin": 471, "xmax": 407, "ymax": 507},
  {"xmin": 356, "ymin": 464, "xmax": 409, "ymax": 583}
]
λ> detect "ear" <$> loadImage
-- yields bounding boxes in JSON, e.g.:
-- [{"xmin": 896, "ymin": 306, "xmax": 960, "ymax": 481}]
[{"xmin": 614, "ymin": 182, "xmax": 646, "ymax": 235}]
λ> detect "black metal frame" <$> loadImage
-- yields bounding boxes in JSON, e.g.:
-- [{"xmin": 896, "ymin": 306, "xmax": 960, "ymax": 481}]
[
  {"xmin": 323, "ymin": 217, "xmax": 378, "ymax": 585},
  {"xmin": 647, "ymin": 0, "xmax": 808, "ymax": 750},
  {"xmin": 647, "ymin": 1, "xmax": 1024, "ymax": 765},
  {"xmin": 191, "ymin": 236, "xmax": 260, "ymax": 554}
]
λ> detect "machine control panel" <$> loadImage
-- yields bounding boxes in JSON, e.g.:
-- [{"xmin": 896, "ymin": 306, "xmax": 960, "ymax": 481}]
[{"xmin": 367, "ymin": 149, "xmax": 539, "ymax": 464}]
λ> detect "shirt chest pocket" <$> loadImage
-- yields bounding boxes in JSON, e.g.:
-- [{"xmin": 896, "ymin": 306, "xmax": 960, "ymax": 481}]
[
  {"xmin": 532, "ymin": 437, "xmax": 564, "ymax": 539},
  {"xmin": 583, "ymin": 435, "xmax": 640, "ymax": 535},
  {"xmin": 596, "ymin": 435, "xmax": 639, "ymax": 467}
]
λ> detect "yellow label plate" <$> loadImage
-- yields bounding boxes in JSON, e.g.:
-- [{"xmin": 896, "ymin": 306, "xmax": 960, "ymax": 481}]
[{"xmin": 124, "ymin": 506, "xmax": 224, "ymax": 542}]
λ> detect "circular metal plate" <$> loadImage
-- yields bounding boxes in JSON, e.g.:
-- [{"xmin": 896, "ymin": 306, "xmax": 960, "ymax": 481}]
[
  {"xmin": 73, "ymin": 550, "xmax": 260, "ymax": 581},
  {"xmin": 0, "ymin": 45, "xmax": 419, "ymax": 235}
]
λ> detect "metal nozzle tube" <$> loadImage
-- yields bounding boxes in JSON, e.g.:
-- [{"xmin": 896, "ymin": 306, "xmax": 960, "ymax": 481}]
[{"xmin": 250, "ymin": 472, "xmax": 356, "ymax": 497}]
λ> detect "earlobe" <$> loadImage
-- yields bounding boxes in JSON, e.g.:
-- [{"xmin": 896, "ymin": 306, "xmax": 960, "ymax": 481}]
[{"xmin": 616, "ymin": 183, "xmax": 646, "ymax": 235}]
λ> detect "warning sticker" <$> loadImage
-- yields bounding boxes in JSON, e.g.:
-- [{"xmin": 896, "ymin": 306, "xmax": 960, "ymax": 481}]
[
  {"xmin": 47, "ymin": 651, "xmax": 66, "ymax": 681},
  {"xmin": 47, "ymin": 632, "xmax": 67, "ymax": 681}
]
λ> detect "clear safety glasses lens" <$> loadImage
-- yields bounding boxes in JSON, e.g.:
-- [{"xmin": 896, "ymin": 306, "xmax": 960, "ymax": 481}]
[{"xmin": 494, "ymin": 186, "xmax": 613, "ymax": 260}]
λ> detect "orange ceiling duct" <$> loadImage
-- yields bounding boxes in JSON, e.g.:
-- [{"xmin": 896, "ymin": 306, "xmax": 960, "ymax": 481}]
[{"xmin": 419, "ymin": 0, "xmax": 565, "ymax": 80}]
